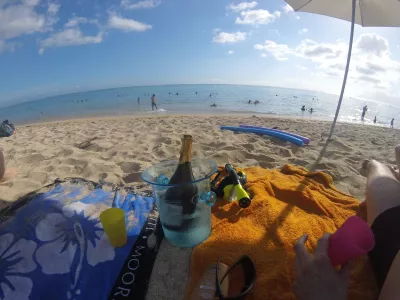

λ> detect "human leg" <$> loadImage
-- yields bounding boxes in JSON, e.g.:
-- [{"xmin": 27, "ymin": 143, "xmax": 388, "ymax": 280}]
[
  {"xmin": 365, "ymin": 145, "xmax": 400, "ymax": 225},
  {"xmin": 366, "ymin": 145, "xmax": 400, "ymax": 291}
]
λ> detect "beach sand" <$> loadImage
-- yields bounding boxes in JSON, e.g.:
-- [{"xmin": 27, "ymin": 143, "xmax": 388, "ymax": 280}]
[{"xmin": 0, "ymin": 115, "xmax": 398, "ymax": 298}]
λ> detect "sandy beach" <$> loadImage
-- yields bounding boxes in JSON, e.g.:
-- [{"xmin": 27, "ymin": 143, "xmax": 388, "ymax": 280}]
[
  {"xmin": 1, "ymin": 115, "xmax": 397, "ymax": 205},
  {"xmin": 0, "ymin": 114, "xmax": 398, "ymax": 299}
]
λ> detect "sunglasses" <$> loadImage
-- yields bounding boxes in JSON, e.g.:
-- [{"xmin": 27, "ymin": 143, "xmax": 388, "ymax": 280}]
[{"xmin": 215, "ymin": 255, "xmax": 256, "ymax": 300}]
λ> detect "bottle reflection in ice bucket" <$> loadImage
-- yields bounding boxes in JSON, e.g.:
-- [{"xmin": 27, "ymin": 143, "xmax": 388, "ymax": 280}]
[{"xmin": 100, "ymin": 208, "xmax": 127, "ymax": 248}]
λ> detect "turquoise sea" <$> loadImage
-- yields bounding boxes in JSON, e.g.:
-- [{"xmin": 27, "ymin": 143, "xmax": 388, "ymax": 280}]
[{"xmin": 1, "ymin": 84, "xmax": 398, "ymax": 128}]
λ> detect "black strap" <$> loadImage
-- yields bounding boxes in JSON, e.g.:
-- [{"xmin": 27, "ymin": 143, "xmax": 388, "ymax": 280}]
[
  {"xmin": 215, "ymin": 255, "xmax": 256, "ymax": 300},
  {"xmin": 109, "ymin": 205, "xmax": 164, "ymax": 300}
]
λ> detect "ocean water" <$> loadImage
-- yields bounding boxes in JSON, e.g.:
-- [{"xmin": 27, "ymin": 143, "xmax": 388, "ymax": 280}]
[{"xmin": 1, "ymin": 84, "xmax": 398, "ymax": 128}]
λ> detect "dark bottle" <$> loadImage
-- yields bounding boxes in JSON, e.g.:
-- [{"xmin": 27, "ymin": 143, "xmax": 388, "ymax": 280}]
[{"xmin": 163, "ymin": 135, "xmax": 198, "ymax": 231}]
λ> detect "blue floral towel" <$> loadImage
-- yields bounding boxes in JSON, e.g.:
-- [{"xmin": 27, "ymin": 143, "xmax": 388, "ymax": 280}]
[{"xmin": 0, "ymin": 179, "xmax": 161, "ymax": 300}]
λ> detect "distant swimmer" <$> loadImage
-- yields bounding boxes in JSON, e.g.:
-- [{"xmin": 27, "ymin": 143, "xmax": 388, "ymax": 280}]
[
  {"xmin": 301, "ymin": 105, "xmax": 306, "ymax": 112},
  {"xmin": 248, "ymin": 100, "xmax": 252, "ymax": 104},
  {"xmin": 391, "ymin": 118, "xmax": 395, "ymax": 128},
  {"xmin": 151, "ymin": 94, "xmax": 158, "ymax": 111},
  {"xmin": 195, "ymin": 92, "xmax": 198, "ymax": 94},
  {"xmin": 169, "ymin": 92, "xmax": 171, "ymax": 95},
  {"xmin": 209, "ymin": 94, "xmax": 212, "ymax": 97},
  {"xmin": 374, "ymin": 116, "xmax": 377, "ymax": 124},
  {"xmin": 254, "ymin": 100, "xmax": 260, "ymax": 104},
  {"xmin": 309, "ymin": 108, "xmax": 313, "ymax": 114},
  {"xmin": 81, "ymin": 100, "xmax": 83, "ymax": 103},
  {"xmin": 176, "ymin": 93, "xmax": 179, "ymax": 95},
  {"xmin": 137, "ymin": 97, "xmax": 140, "ymax": 104},
  {"xmin": 210, "ymin": 103, "xmax": 217, "ymax": 107},
  {"xmin": 276, "ymin": 94, "xmax": 278, "ymax": 96}
]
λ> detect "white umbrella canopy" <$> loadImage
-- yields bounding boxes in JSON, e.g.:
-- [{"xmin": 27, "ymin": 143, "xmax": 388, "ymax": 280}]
[
  {"xmin": 284, "ymin": 0, "xmax": 400, "ymax": 142},
  {"xmin": 285, "ymin": 0, "xmax": 400, "ymax": 27}
]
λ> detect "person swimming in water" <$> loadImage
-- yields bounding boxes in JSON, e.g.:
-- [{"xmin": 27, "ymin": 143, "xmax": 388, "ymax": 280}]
[
  {"xmin": 301, "ymin": 105, "xmax": 306, "ymax": 112},
  {"xmin": 210, "ymin": 103, "xmax": 217, "ymax": 107},
  {"xmin": 248, "ymin": 100, "xmax": 252, "ymax": 104},
  {"xmin": 254, "ymin": 100, "xmax": 260, "ymax": 104}
]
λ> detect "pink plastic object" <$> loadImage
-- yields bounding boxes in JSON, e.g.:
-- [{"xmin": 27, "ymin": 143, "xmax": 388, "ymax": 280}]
[{"xmin": 328, "ymin": 216, "xmax": 375, "ymax": 266}]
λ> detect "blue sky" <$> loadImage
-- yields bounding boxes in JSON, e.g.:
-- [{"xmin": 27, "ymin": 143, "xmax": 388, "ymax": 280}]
[{"xmin": 0, "ymin": 0, "xmax": 399, "ymax": 106}]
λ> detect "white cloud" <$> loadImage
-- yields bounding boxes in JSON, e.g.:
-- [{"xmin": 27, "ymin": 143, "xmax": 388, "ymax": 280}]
[
  {"xmin": 254, "ymin": 41, "xmax": 290, "ymax": 60},
  {"xmin": 47, "ymin": 3, "xmax": 60, "ymax": 15},
  {"xmin": 296, "ymin": 64, "xmax": 308, "ymax": 70},
  {"xmin": 121, "ymin": 0, "xmax": 160, "ymax": 9},
  {"xmin": 24, "ymin": 0, "xmax": 40, "ymax": 6},
  {"xmin": 65, "ymin": 16, "xmax": 88, "ymax": 28},
  {"xmin": 227, "ymin": 1, "xmax": 257, "ymax": 12},
  {"xmin": 0, "ymin": 40, "xmax": 16, "ymax": 54},
  {"xmin": 298, "ymin": 28, "xmax": 308, "ymax": 35},
  {"xmin": 213, "ymin": 31, "xmax": 247, "ymax": 44},
  {"xmin": 0, "ymin": 2, "xmax": 45, "ymax": 40},
  {"xmin": 236, "ymin": 9, "xmax": 280, "ymax": 25},
  {"xmin": 283, "ymin": 4, "xmax": 300, "ymax": 20},
  {"xmin": 39, "ymin": 28, "xmax": 103, "ymax": 54},
  {"xmin": 227, "ymin": 50, "xmax": 234, "ymax": 55},
  {"xmin": 355, "ymin": 33, "xmax": 388, "ymax": 56},
  {"xmin": 0, "ymin": 0, "xmax": 60, "ymax": 54},
  {"xmin": 254, "ymin": 33, "xmax": 400, "ymax": 94},
  {"xmin": 65, "ymin": 16, "xmax": 99, "ymax": 28},
  {"xmin": 283, "ymin": 4, "xmax": 293, "ymax": 13},
  {"xmin": 108, "ymin": 14, "xmax": 152, "ymax": 32}
]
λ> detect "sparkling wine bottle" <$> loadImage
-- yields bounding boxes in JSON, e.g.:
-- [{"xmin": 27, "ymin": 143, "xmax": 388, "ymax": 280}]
[{"xmin": 163, "ymin": 135, "xmax": 198, "ymax": 230}]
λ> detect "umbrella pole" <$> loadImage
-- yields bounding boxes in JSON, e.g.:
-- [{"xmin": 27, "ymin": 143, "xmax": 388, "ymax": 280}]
[{"xmin": 326, "ymin": 0, "xmax": 356, "ymax": 141}]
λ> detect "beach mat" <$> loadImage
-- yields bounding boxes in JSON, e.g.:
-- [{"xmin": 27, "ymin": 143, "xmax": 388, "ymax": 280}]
[
  {"xmin": 0, "ymin": 178, "xmax": 163, "ymax": 300},
  {"xmin": 186, "ymin": 165, "xmax": 378, "ymax": 299}
]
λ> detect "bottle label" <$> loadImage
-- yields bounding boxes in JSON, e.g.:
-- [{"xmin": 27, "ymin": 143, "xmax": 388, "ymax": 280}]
[{"xmin": 179, "ymin": 135, "xmax": 193, "ymax": 164}]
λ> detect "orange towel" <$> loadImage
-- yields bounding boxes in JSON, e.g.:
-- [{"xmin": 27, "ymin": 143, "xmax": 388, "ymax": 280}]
[{"xmin": 186, "ymin": 165, "xmax": 378, "ymax": 299}]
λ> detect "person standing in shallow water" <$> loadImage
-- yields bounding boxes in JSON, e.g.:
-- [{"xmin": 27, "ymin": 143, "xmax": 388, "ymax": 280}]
[
  {"xmin": 151, "ymin": 94, "xmax": 158, "ymax": 111},
  {"xmin": 391, "ymin": 118, "xmax": 395, "ymax": 129},
  {"xmin": 374, "ymin": 116, "xmax": 377, "ymax": 124},
  {"xmin": 361, "ymin": 105, "xmax": 368, "ymax": 120}
]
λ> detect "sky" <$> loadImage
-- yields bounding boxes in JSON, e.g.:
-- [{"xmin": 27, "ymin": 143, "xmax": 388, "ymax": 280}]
[{"xmin": 0, "ymin": 0, "xmax": 400, "ymax": 106}]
